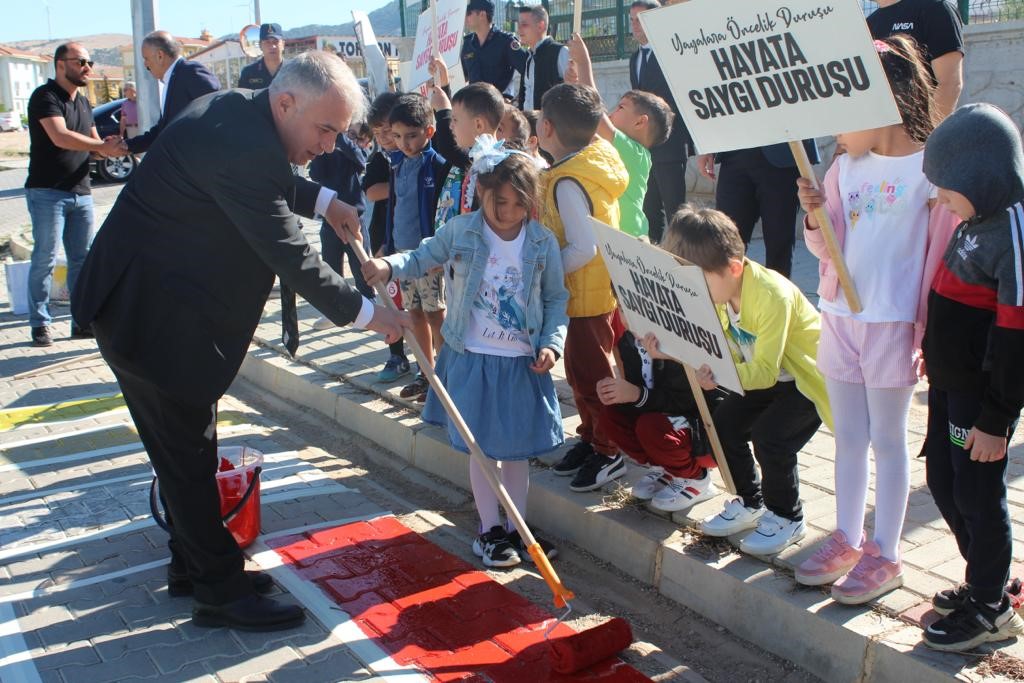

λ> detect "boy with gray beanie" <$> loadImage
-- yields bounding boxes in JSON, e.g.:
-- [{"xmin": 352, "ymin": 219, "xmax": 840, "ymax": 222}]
[{"xmin": 920, "ymin": 103, "xmax": 1024, "ymax": 652}]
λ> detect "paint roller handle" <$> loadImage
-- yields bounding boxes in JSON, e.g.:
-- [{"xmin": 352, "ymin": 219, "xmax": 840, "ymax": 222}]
[{"xmin": 528, "ymin": 544, "xmax": 575, "ymax": 609}]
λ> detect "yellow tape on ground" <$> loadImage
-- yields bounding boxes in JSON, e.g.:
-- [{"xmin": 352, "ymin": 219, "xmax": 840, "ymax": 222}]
[{"xmin": 0, "ymin": 394, "xmax": 126, "ymax": 432}]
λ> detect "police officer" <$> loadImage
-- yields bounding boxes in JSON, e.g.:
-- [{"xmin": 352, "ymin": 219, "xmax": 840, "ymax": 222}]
[
  {"xmin": 460, "ymin": 0, "xmax": 527, "ymax": 100},
  {"xmin": 238, "ymin": 23, "xmax": 285, "ymax": 89}
]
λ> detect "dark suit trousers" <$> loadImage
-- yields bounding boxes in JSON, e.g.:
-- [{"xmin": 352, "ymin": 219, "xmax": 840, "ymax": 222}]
[
  {"xmin": 93, "ymin": 323, "xmax": 252, "ymax": 605},
  {"xmin": 714, "ymin": 149, "xmax": 802, "ymax": 278},
  {"xmin": 642, "ymin": 161, "xmax": 688, "ymax": 245}
]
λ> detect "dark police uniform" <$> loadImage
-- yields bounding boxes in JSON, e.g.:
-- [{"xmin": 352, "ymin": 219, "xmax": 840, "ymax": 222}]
[
  {"xmin": 237, "ymin": 58, "xmax": 278, "ymax": 89},
  {"xmin": 460, "ymin": 27, "xmax": 527, "ymax": 98}
]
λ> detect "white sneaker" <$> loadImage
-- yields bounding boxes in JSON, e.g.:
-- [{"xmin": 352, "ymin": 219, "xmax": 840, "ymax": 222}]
[
  {"xmin": 630, "ymin": 466, "xmax": 669, "ymax": 500},
  {"xmin": 739, "ymin": 511, "xmax": 805, "ymax": 556},
  {"xmin": 312, "ymin": 315, "xmax": 334, "ymax": 331},
  {"xmin": 650, "ymin": 473, "xmax": 718, "ymax": 512},
  {"xmin": 700, "ymin": 498, "xmax": 765, "ymax": 537}
]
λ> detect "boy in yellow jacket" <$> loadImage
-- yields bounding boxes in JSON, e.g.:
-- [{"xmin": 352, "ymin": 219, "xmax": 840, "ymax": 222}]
[
  {"xmin": 537, "ymin": 83, "xmax": 630, "ymax": 492},
  {"xmin": 652, "ymin": 207, "xmax": 832, "ymax": 555}
]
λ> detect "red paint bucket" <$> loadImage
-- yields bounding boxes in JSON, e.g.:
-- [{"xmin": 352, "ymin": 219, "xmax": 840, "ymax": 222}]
[{"xmin": 149, "ymin": 446, "xmax": 264, "ymax": 549}]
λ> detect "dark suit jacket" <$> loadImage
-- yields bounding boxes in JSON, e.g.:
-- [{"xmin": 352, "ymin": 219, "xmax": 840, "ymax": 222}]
[
  {"xmin": 629, "ymin": 48, "xmax": 691, "ymax": 163},
  {"xmin": 127, "ymin": 59, "xmax": 221, "ymax": 154},
  {"xmin": 716, "ymin": 140, "xmax": 821, "ymax": 168},
  {"xmin": 72, "ymin": 89, "xmax": 364, "ymax": 407}
]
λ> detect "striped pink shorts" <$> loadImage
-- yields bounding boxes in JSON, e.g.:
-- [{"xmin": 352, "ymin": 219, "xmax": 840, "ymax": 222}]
[{"xmin": 817, "ymin": 313, "xmax": 917, "ymax": 388}]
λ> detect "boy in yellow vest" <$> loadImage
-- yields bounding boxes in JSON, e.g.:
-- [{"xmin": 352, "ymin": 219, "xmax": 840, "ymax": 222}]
[{"xmin": 537, "ymin": 83, "xmax": 630, "ymax": 492}]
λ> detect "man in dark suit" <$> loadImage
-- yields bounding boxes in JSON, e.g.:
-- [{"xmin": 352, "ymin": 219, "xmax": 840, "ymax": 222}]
[
  {"xmin": 126, "ymin": 30, "xmax": 220, "ymax": 154},
  {"xmin": 629, "ymin": 0, "xmax": 691, "ymax": 244},
  {"xmin": 697, "ymin": 141, "xmax": 820, "ymax": 278},
  {"xmin": 72, "ymin": 52, "xmax": 408, "ymax": 632}
]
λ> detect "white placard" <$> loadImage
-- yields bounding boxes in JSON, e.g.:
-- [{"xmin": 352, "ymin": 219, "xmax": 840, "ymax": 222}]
[
  {"xmin": 410, "ymin": 0, "xmax": 468, "ymax": 90},
  {"xmin": 592, "ymin": 218, "xmax": 743, "ymax": 394},
  {"xmin": 638, "ymin": 0, "xmax": 901, "ymax": 154},
  {"xmin": 352, "ymin": 12, "xmax": 390, "ymax": 99}
]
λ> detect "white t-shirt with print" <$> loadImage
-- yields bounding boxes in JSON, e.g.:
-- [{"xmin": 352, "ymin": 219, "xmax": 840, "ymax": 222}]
[
  {"xmin": 820, "ymin": 149, "xmax": 935, "ymax": 322},
  {"xmin": 464, "ymin": 222, "xmax": 534, "ymax": 358}
]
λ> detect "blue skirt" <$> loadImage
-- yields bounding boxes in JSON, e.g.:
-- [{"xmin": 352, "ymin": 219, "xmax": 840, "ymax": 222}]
[{"xmin": 422, "ymin": 345, "xmax": 564, "ymax": 461}]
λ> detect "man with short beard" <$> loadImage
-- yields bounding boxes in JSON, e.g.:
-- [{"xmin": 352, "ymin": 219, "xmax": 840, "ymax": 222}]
[{"xmin": 25, "ymin": 42, "xmax": 123, "ymax": 347}]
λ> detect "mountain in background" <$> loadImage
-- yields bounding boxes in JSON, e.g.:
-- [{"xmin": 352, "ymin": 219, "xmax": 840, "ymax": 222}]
[{"xmin": 283, "ymin": 0, "xmax": 406, "ymax": 40}]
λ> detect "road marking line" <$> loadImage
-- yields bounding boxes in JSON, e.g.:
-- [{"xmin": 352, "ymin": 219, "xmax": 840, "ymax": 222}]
[
  {"xmin": 0, "ymin": 422, "xmax": 133, "ymax": 452},
  {"xmin": 250, "ymin": 535, "xmax": 428, "ymax": 683},
  {"xmin": 0, "ymin": 602, "xmax": 43, "ymax": 683},
  {"xmin": 0, "ymin": 485, "xmax": 352, "ymax": 563}
]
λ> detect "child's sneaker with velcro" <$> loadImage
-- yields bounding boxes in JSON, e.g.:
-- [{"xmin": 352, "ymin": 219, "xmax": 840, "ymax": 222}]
[
  {"xmin": 933, "ymin": 579, "xmax": 1024, "ymax": 616},
  {"xmin": 700, "ymin": 498, "xmax": 765, "ymax": 537},
  {"xmin": 795, "ymin": 530, "xmax": 864, "ymax": 586},
  {"xmin": 650, "ymin": 472, "xmax": 717, "ymax": 512},
  {"xmin": 739, "ymin": 511, "xmax": 805, "ymax": 556},
  {"xmin": 924, "ymin": 595, "xmax": 1024, "ymax": 652},
  {"xmin": 830, "ymin": 541, "xmax": 902, "ymax": 604},
  {"xmin": 472, "ymin": 526, "xmax": 520, "ymax": 568}
]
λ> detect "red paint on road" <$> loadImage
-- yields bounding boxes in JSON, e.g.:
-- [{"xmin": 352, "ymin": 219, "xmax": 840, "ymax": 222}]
[{"xmin": 269, "ymin": 516, "xmax": 650, "ymax": 682}]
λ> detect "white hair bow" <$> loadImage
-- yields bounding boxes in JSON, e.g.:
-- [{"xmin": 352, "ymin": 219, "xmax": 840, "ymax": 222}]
[{"xmin": 465, "ymin": 134, "xmax": 528, "ymax": 209}]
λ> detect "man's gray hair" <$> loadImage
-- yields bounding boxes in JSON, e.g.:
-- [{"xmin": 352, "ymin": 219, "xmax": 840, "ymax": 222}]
[
  {"xmin": 269, "ymin": 51, "xmax": 367, "ymax": 124},
  {"xmin": 142, "ymin": 30, "xmax": 182, "ymax": 59}
]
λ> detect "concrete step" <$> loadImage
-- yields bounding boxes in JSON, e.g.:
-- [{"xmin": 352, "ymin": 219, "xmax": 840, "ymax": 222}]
[{"xmin": 236, "ymin": 333, "xmax": 999, "ymax": 683}]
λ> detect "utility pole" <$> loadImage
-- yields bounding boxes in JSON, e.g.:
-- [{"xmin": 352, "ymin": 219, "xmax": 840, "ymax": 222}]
[
  {"xmin": 130, "ymin": 0, "xmax": 159, "ymax": 133},
  {"xmin": 254, "ymin": 0, "xmax": 262, "ymax": 24}
]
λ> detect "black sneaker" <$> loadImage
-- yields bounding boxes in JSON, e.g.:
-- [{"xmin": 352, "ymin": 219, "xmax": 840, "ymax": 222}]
[
  {"xmin": 400, "ymin": 373, "xmax": 429, "ymax": 400},
  {"xmin": 31, "ymin": 326, "xmax": 53, "ymax": 347},
  {"xmin": 933, "ymin": 580, "xmax": 1024, "ymax": 616},
  {"xmin": 506, "ymin": 529, "xmax": 558, "ymax": 563},
  {"xmin": 569, "ymin": 452, "xmax": 627, "ymax": 492},
  {"xmin": 933, "ymin": 583, "xmax": 970, "ymax": 616},
  {"xmin": 70, "ymin": 322, "xmax": 94, "ymax": 339},
  {"xmin": 472, "ymin": 526, "xmax": 520, "ymax": 568},
  {"xmin": 552, "ymin": 441, "xmax": 595, "ymax": 476},
  {"xmin": 924, "ymin": 596, "xmax": 1024, "ymax": 652}
]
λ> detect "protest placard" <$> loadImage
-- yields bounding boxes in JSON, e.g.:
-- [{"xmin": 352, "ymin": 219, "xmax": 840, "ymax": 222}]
[
  {"xmin": 638, "ymin": 0, "xmax": 883, "ymax": 312},
  {"xmin": 409, "ymin": 0, "xmax": 468, "ymax": 90},
  {"xmin": 352, "ymin": 11, "xmax": 390, "ymax": 99},
  {"xmin": 593, "ymin": 218, "xmax": 739, "ymax": 492}
]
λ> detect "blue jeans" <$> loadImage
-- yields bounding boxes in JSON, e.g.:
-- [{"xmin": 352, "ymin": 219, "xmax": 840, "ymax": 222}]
[{"xmin": 26, "ymin": 188, "xmax": 94, "ymax": 328}]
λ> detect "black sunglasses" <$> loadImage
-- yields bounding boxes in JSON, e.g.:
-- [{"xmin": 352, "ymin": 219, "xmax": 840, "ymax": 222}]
[{"xmin": 63, "ymin": 58, "xmax": 94, "ymax": 68}]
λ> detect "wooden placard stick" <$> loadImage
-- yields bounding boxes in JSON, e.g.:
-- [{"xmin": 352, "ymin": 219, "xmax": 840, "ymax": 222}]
[
  {"xmin": 788, "ymin": 140, "xmax": 862, "ymax": 313},
  {"xmin": 572, "ymin": 0, "xmax": 582, "ymax": 37},
  {"xmin": 682, "ymin": 364, "xmax": 735, "ymax": 495},
  {"xmin": 13, "ymin": 351, "xmax": 102, "ymax": 380},
  {"xmin": 431, "ymin": 0, "xmax": 439, "ymax": 59}
]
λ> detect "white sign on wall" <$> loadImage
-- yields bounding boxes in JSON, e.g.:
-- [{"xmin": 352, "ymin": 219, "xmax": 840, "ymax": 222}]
[
  {"xmin": 409, "ymin": 0, "xmax": 467, "ymax": 90},
  {"xmin": 637, "ymin": 0, "xmax": 901, "ymax": 153},
  {"xmin": 317, "ymin": 36, "xmax": 399, "ymax": 60},
  {"xmin": 591, "ymin": 218, "xmax": 743, "ymax": 394}
]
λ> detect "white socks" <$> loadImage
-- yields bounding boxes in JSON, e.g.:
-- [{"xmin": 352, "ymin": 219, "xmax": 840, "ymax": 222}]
[
  {"xmin": 469, "ymin": 458, "xmax": 530, "ymax": 533},
  {"xmin": 828, "ymin": 378, "xmax": 914, "ymax": 561}
]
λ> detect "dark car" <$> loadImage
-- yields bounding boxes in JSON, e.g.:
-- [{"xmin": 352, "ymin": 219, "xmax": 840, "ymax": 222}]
[{"xmin": 90, "ymin": 98, "xmax": 137, "ymax": 183}]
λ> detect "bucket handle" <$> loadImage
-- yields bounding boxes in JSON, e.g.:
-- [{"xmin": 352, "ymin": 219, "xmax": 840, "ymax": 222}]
[{"xmin": 149, "ymin": 466, "xmax": 262, "ymax": 532}]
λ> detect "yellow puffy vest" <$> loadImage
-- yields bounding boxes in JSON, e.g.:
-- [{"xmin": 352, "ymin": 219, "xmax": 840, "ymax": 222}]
[{"xmin": 540, "ymin": 138, "xmax": 628, "ymax": 318}]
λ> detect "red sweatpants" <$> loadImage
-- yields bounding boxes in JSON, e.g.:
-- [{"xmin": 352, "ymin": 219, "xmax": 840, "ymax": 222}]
[
  {"xmin": 599, "ymin": 405, "xmax": 704, "ymax": 479},
  {"xmin": 563, "ymin": 314, "xmax": 617, "ymax": 456}
]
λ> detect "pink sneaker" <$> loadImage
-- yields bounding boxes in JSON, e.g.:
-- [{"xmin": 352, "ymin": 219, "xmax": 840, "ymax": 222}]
[
  {"xmin": 831, "ymin": 541, "xmax": 903, "ymax": 605},
  {"xmin": 795, "ymin": 530, "xmax": 863, "ymax": 586}
]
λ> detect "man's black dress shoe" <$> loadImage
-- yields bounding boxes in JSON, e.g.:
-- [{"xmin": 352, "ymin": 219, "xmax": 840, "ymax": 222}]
[
  {"xmin": 167, "ymin": 568, "xmax": 275, "ymax": 597},
  {"xmin": 192, "ymin": 594, "xmax": 306, "ymax": 632}
]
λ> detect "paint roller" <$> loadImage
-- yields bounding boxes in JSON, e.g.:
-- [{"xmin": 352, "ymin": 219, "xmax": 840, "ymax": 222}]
[{"xmin": 346, "ymin": 236, "xmax": 635, "ymax": 674}]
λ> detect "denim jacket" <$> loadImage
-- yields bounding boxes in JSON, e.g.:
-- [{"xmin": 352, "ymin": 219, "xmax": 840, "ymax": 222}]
[{"xmin": 386, "ymin": 211, "xmax": 569, "ymax": 356}]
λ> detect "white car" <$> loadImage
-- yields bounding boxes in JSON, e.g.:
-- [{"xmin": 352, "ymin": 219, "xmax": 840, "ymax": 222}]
[{"xmin": 0, "ymin": 110, "xmax": 21, "ymax": 132}]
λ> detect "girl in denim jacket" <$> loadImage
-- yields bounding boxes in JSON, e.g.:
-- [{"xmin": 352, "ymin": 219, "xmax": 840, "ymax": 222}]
[{"xmin": 363, "ymin": 137, "xmax": 569, "ymax": 567}]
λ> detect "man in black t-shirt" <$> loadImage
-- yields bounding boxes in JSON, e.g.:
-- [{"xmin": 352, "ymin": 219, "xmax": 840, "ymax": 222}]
[
  {"xmin": 25, "ymin": 42, "xmax": 123, "ymax": 346},
  {"xmin": 867, "ymin": 0, "xmax": 964, "ymax": 118}
]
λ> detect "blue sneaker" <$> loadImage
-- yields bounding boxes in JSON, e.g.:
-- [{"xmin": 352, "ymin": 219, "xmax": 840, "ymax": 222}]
[{"xmin": 377, "ymin": 354, "xmax": 411, "ymax": 383}]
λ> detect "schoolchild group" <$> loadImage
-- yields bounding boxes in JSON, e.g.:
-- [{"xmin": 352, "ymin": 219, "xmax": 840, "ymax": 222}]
[{"xmin": 311, "ymin": 28, "xmax": 1024, "ymax": 654}]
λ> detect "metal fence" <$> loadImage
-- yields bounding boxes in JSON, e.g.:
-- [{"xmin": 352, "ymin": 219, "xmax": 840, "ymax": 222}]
[{"xmin": 401, "ymin": 0, "xmax": 1024, "ymax": 58}]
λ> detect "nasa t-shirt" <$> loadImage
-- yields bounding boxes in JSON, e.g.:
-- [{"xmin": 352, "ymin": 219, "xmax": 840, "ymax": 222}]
[{"xmin": 866, "ymin": 0, "xmax": 964, "ymax": 72}]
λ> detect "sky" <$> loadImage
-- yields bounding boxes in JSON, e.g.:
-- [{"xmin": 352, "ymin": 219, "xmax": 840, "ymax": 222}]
[{"xmin": 1, "ymin": 0, "xmax": 394, "ymax": 45}]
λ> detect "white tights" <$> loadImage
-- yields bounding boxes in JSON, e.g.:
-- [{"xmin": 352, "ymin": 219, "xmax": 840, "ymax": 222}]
[
  {"xmin": 469, "ymin": 458, "xmax": 530, "ymax": 533},
  {"xmin": 828, "ymin": 378, "xmax": 914, "ymax": 561}
]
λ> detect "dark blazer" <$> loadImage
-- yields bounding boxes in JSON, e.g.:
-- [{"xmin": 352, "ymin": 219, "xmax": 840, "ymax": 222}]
[
  {"xmin": 716, "ymin": 140, "xmax": 821, "ymax": 168},
  {"xmin": 72, "ymin": 89, "xmax": 364, "ymax": 407},
  {"xmin": 629, "ymin": 48, "xmax": 691, "ymax": 163},
  {"xmin": 127, "ymin": 59, "xmax": 221, "ymax": 154}
]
